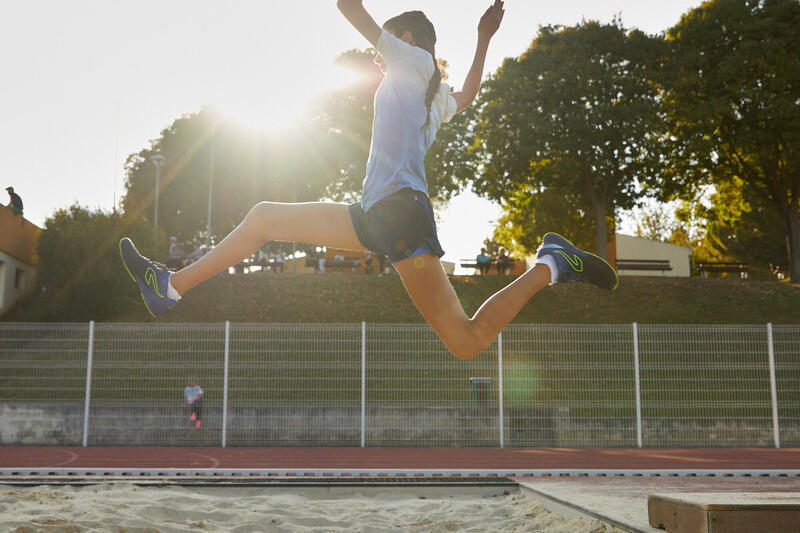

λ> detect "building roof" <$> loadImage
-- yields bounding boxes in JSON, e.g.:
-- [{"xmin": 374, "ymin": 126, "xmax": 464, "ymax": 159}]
[
  {"xmin": 0, "ymin": 205, "xmax": 41, "ymax": 265},
  {"xmin": 615, "ymin": 233, "xmax": 692, "ymax": 253}
]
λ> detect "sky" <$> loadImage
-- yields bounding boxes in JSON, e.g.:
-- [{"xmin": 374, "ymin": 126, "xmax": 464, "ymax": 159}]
[{"xmin": 1, "ymin": 0, "xmax": 702, "ymax": 268}]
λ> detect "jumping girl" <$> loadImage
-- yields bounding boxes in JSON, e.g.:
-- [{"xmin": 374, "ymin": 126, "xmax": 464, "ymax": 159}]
[{"xmin": 120, "ymin": 0, "xmax": 618, "ymax": 360}]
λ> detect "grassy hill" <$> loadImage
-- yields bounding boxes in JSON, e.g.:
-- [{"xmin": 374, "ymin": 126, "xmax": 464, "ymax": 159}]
[{"xmin": 104, "ymin": 272, "xmax": 800, "ymax": 324}]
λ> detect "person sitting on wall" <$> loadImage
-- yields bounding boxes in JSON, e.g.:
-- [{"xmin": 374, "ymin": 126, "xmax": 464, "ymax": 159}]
[
  {"xmin": 333, "ymin": 252, "xmax": 345, "ymax": 272},
  {"xmin": 274, "ymin": 249, "xmax": 285, "ymax": 273},
  {"xmin": 167, "ymin": 236, "xmax": 186, "ymax": 269},
  {"xmin": 476, "ymin": 247, "xmax": 491, "ymax": 275},
  {"xmin": 363, "ymin": 251, "xmax": 375, "ymax": 274},
  {"xmin": 6, "ymin": 186, "xmax": 23, "ymax": 216},
  {"xmin": 496, "ymin": 246, "xmax": 511, "ymax": 275}
]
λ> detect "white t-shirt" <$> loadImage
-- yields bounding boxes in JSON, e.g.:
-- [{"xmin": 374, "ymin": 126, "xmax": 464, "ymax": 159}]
[{"xmin": 361, "ymin": 29, "xmax": 459, "ymax": 212}]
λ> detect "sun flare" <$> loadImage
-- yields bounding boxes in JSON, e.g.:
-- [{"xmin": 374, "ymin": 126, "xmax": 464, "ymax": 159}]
[{"xmin": 217, "ymin": 63, "xmax": 362, "ymax": 131}]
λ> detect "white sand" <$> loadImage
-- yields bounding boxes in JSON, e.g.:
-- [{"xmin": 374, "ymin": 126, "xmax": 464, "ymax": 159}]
[{"xmin": 0, "ymin": 483, "xmax": 622, "ymax": 532}]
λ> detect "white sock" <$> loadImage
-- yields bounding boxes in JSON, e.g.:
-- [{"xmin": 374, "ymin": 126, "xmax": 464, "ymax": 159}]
[
  {"xmin": 535, "ymin": 254, "xmax": 559, "ymax": 284},
  {"xmin": 167, "ymin": 276, "xmax": 182, "ymax": 301}
]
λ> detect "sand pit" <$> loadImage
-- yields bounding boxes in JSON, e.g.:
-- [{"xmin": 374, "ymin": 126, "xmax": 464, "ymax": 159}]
[{"xmin": 0, "ymin": 483, "xmax": 622, "ymax": 532}]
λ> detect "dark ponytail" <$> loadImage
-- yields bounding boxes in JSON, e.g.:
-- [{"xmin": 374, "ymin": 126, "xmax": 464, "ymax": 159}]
[
  {"xmin": 422, "ymin": 48, "xmax": 442, "ymax": 130},
  {"xmin": 383, "ymin": 11, "xmax": 441, "ymax": 130}
]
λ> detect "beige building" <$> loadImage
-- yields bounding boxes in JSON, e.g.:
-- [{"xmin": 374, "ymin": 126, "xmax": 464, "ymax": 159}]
[
  {"xmin": 0, "ymin": 206, "xmax": 40, "ymax": 314},
  {"xmin": 611, "ymin": 233, "xmax": 692, "ymax": 277}
]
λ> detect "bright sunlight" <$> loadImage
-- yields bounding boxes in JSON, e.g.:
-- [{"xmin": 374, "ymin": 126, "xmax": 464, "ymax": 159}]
[{"xmin": 216, "ymin": 62, "xmax": 362, "ymax": 131}]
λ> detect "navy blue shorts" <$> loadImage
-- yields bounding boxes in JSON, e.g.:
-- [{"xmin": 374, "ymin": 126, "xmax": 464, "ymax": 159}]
[{"xmin": 348, "ymin": 189, "xmax": 445, "ymax": 264}]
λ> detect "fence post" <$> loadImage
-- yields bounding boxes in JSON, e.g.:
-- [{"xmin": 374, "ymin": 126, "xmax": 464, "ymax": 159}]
[
  {"xmin": 498, "ymin": 332, "xmax": 504, "ymax": 448},
  {"xmin": 221, "ymin": 321, "xmax": 230, "ymax": 448},
  {"xmin": 361, "ymin": 321, "xmax": 366, "ymax": 448},
  {"xmin": 82, "ymin": 321, "xmax": 95, "ymax": 447},
  {"xmin": 767, "ymin": 323, "xmax": 780, "ymax": 449},
  {"xmin": 633, "ymin": 322, "xmax": 643, "ymax": 448}
]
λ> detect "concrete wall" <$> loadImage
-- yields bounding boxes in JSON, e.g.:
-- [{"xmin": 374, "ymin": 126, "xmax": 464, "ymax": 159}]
[
  {"xmin": 614, "ymin": 233, "xmax": 692, "ymax": 277},
  {"xmin": 3, "ymin": 402, "xmax": 796, "ymax": 448},
  {"xmin": 0, "ymin": 403, "xmax": 83, "ymax": 446}
]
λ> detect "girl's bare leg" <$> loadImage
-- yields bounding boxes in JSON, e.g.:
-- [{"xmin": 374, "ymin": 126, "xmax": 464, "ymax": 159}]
[
  {"xmin": 171, "ymin": 202, "xmax": 364, "ymax": 295},
  {"xmin": 393, "ymin": 253, "xmax": 551, "ymax": 360}
]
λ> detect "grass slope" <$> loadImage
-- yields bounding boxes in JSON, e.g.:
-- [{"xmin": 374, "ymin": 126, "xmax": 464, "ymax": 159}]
[{"xmin": 113, "ymin": 273, "xmax": 799, "ymax": 324}]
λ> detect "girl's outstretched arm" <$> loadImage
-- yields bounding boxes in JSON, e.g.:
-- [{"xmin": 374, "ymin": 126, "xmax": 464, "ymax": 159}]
[
  {"xmin": 337, "ymin": 0, "xmax": 381, "ymax": 47},
  {"xmin": 452, "ymin": 0, "xmax": 505, "ymax": 112}
]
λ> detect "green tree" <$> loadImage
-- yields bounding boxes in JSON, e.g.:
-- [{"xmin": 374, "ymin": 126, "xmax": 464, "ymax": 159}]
[
  {"xmin": 30, "ymin": 206, "xmax": 157, "ymax": 321},
  {"xmin": 634, "ymin": 202, "xmax": 678, "ymax": 242},
  {"xmin": 491, "ymin": 186, "xmax": 597, "ymax": 255},
  {"xmin": 698, "ymin": 180, "xmax": 786, "ymax": 270},
  {"xmin": 661, "ymin": 0, "xmax": 800, "ymax": 281},
  {"xmin": 470, "ymin": 21, "xmax": 665, "ymax": 259}
]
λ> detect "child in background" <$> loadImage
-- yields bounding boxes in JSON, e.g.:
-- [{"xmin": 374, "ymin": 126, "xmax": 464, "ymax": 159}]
[{"xmin": 184, "ymin": 377, "xmax": 204, "ymax": 429}]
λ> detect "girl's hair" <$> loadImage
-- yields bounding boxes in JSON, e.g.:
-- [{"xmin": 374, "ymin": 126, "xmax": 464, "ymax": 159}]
[{"xmin": 383, "ymin": 11, "xmax": 440, "ymax": 129}]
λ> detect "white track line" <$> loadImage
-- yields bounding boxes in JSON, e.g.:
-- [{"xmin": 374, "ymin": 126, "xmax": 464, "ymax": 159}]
[
  {"xmin": 187, "ymin": 452, "xmax": 221, "ymax": 468},
  {"xmin": 1, "ymin": 468, "xmax": 799, "ymax": 478},
  {"xmin": 45, "ymin": 450, "xmax": 78, "ymax": 468}
]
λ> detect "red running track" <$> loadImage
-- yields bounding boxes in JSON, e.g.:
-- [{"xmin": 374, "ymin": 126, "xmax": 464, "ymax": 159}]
[{"xmin": 1, "ymin": 447, "xmax": 799, "ymax": 471}]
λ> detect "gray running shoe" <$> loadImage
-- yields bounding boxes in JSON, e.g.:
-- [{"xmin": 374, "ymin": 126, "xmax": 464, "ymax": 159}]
[{"xmin": 536, "ymin": 232, "xmax": 619, "ymax": 290}]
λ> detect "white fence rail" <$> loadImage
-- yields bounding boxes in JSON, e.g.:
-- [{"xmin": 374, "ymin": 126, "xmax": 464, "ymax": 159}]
[{"xmin": 1, "ymin": 322, "xmax": 798, "ymax": 448}]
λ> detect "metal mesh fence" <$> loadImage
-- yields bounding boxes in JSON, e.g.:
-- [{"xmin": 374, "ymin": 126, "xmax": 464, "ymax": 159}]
[
  {"xmin": 0, "ymin": 323, "xmax": 89, "ymax": 446},
  {"xmin": 638, "ymin": 324, "xmax": 774, "ymax": 447},
  {"xmin": 503, "ymin": 324, "xmax": 636, "ymax": 447},
  {"xmin": 0, "ymin": 322, "xmax": 794, "ymax": 448},
  {"xmin": 227, "ymin": 323, "xmax": 361, "ymax": 446},
  {"xmin": 366, "ymin": 324, "xmax": 499, "ymax": 446},
  {"xmin": 89, "ymin": 323, "xmax": 225, "ymax": 446},
  {"xmin": 774, "ymin": 325, "xmax": 800, "ymax": 447}
]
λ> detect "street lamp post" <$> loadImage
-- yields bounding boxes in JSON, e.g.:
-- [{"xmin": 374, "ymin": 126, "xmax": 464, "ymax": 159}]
[
  {"xmin": 292, "ymin": 181, "xmax": 297, "ymax": 272},
  {"xmin": 207, "ymin": 122, "xmax": 215, "ymax": 246},
  {"xmin": 151, "ymin": 154, "xmax": 166, "ymax": 237}
]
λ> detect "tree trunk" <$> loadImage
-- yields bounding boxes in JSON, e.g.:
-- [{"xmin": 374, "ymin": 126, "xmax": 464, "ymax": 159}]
[
  {"xmin": 594, "ymin": 204, "xmax": 609, "ymax": 260},
  {"xmin": 788, "ymin": 205, "xmax": 800, "ymax": 284}
]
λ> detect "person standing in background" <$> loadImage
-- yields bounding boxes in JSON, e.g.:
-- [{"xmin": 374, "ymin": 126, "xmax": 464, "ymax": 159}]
[{"xmin": 184, "ymin": 377, "xmax": 204, "ymax": 429}]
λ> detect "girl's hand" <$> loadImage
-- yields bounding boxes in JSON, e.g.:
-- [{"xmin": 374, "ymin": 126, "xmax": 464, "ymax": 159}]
[
  {"xmin": 478, "ymin": 0, "xmax": 505, "ymax": 40},
  {"xmin": 337, "ymin": 0, "xmax": 381, "ymax": 46}
]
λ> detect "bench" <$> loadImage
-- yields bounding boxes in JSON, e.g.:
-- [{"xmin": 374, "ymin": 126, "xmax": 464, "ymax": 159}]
[
  {"xmin": 330, "ymin": 258, "xmax": 361, "ymax": 271},
  {"xmin": 616, "ymin": 259, "xmax": 672, "ymax": 275},
  {"xmin": 460, "ymin": 259, "xmax": 517, "ymax": 275},
  {"xmin": 771, "ymin": 264, "xmax": 789, "ymax": 280},
  {"xmin": 694, "ymin": 261, "xmax": 750, "ymax": 279},
  {"xmin": 460, "ymin": 259, "xmax": 494, "ymax": 270},
  {"xmin": 254, "ymin": 258, "xmax": 286, "ymax": 272},
  {"xmin": 305, "ymin": 257, "xmax": 361, "ymax": 271},
  {"xmin": 233, "ymin": 260, "xmax": 250, "ymax": 274}
]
